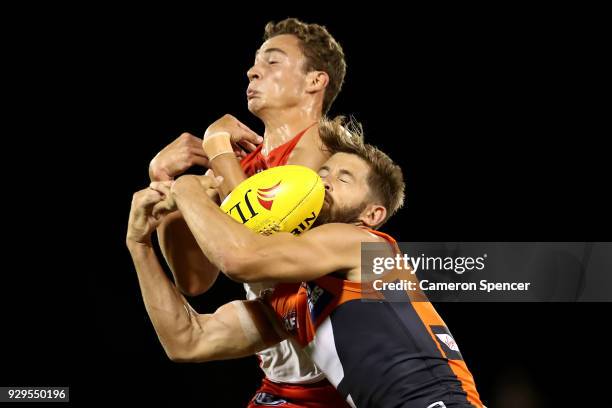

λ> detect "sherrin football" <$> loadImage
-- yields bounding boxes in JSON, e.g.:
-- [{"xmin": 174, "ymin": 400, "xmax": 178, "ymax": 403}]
[{"xmin": 219, "ymin": 165, "xmax": 325, "ymax": 235}]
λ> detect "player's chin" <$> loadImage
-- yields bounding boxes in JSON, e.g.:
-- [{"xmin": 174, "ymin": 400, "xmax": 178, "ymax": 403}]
[{"xmin": 247, "ymin": 98, "xmax": 263, "ymax": 113}]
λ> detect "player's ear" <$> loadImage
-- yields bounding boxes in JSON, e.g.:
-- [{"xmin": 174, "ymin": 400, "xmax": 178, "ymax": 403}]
[
  {"xmin": 305, "ymin": 70, "xmax": 329, "ymax": 93},
  {"xmin": 360, "ymin": 204, "xmax": 387, "ymax": 229}
]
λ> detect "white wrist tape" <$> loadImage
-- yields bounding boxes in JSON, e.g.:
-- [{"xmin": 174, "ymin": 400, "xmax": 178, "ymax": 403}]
[{"xmin": 202, "ymin": 131, "xmax": 233, "ymax": 162}]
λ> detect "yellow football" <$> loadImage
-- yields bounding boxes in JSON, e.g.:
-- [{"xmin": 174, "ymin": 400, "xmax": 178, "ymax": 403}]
[{"xmin": 219, "ymin": 165, "xmax": 325, "ymax": 235}]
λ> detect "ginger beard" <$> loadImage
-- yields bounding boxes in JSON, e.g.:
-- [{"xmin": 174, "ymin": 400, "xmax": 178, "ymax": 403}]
[{"xmin": 313, "ymin": 193, "xmax": 368, "ymax": 227}]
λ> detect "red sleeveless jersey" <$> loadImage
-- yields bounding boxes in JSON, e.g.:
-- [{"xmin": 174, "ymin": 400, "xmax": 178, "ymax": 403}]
[
  {"xmin": 240, "ymin": 123, "xmax": 350, "ymax": 408},
  {"xmin": 240, "ymin": 125, "xmax": 314, "ymax": 176}
]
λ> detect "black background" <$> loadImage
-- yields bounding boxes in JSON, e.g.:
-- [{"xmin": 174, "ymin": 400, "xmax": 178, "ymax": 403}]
[{"xmin": 3, "ymin": 7, "xmax": 608, "ymax": 407}]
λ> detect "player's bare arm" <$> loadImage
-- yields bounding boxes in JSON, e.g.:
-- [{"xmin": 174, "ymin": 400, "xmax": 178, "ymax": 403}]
[
  {"xmin": 161, "ymin": 175, "xmax": 381, "ymax": 283},
  {"xmin": 147, "ymin": 132, "xmax": 216, "ymax": 295},
  {"xmin": 220, "ymin": 223, "xmax": 376, "ymax": 283},
  {"xmin": 149, "ymin": 128, "xmax": 261, "ymax": 296},
  {"xmin": 202, "ymin": 114, "xmax": 262, "ymax": 199},
  {"xmin": 126, "ymin": 184, "xmax": 284, "ymax": 363},
  {"xmin": 158, "ymin": 105, "xmax": 328, "ymax": 295},
  {"xmin": 201, "ymin": 114, "xmax": 329, "ymax": 199}
]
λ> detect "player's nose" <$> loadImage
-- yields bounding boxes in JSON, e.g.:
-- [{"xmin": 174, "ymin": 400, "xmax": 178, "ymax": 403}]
[
  {"xmin": 323, "ymin": 180, "xmax": 333, "ymax": 192},
  {"xmin": 247, "ymin": 65, "xmax": 262, "ymax": 81}
]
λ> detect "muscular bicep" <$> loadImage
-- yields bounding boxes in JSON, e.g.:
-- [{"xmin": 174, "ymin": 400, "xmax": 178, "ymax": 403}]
[{"xmin": 183, "ymin": 300, "xmax": 285, "ymax": 362}]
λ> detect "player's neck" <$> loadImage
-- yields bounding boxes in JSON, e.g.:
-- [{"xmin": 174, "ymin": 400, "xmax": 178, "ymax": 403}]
[{"xmin": 260, "ymin": 107, "xmax": 321, "ymax": 153}]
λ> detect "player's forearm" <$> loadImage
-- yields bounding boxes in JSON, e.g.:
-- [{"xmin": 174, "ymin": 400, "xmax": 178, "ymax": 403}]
[
  {"xmin": 156, "ymin": 211, "xmax": 220, "ymax": 296},
  {"xmin": 126, "ymin": 242, "xmax": 199, "ymax": 360},
  {"xmin": 172, "ymin": 176, "xmax": 262, "ymax": 275},
  {"xmin": 207, "ymin": 154, "xmax": 247, "ymax": 199}
]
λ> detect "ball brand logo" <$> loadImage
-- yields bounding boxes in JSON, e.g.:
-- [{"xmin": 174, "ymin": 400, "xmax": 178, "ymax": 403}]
[
  {"xmin": 224, "ymin": 181, "xmax": 283, "ymax": 225},
  {"xmin": 256, "ymin": 181, "xmax": 282, "ymax": 210},
  {"xmin": 291, "ymin": 212, "xmax": 317, "ymax": 235},
  {"xmin": 226, "ymin": 189, "xmax": 259, "ymax": 224},
  {"xmin": 223, "ymin": 175, "xmax": 319, "ymax": 234}
]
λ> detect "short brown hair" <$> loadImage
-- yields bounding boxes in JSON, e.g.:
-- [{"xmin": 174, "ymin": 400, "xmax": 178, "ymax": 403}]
[
  {"xmin": 264, "ymin": 18, "xmax": 346, "ymax": 115},
  {"xmin": 319, "ymin": 116, "xmax": 405, "ymax": 227}
]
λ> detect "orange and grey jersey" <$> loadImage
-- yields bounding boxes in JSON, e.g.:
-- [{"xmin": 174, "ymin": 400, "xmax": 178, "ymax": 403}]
[{"xmin": 266, "ymin": 230, "xmax": 484, "ymax": 408}]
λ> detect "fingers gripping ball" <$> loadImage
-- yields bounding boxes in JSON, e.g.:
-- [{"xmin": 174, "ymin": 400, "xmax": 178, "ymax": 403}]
[{"xmin": 220, "ymin": 165, "xmax": 324, "ymax": 235}]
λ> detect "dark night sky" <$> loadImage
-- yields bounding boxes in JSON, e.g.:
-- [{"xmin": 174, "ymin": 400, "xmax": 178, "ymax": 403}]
[{"xmin": 4, "ymin": 8, "xmax": 607, "ymax": 407}]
